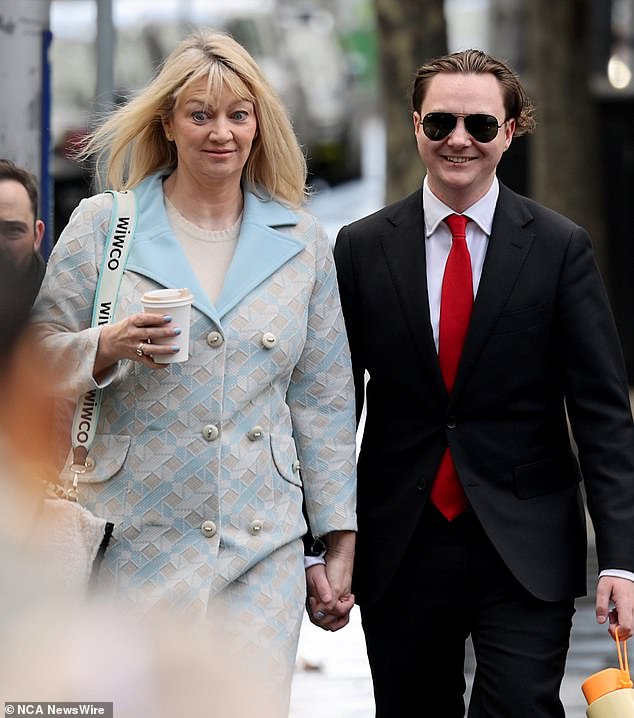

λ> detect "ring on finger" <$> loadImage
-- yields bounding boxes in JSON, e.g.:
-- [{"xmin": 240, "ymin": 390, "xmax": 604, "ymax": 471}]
[{"xmin": 136, "ymin": 343, "xmax": 145, "ymax": 357}]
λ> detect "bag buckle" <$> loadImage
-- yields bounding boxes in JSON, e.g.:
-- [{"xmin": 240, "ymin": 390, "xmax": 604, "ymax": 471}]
[{"xmin": 67, "ymin": 462, "xmax": 87, "ymax": 502}]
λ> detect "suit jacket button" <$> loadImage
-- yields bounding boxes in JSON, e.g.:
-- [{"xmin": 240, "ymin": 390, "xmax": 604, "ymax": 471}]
[
  {"xmin": 206, "ymin": 331, "xmax": 224, "ymax": 347},
  {"xmin": 201, "ymin": 520, "xmax": 217, "ymax": 538},
  {"xmin": 446, "ymin": 416, "xmax": 457, "ymax": 429},
  {"xmin": 249, "ymin": 519, "xmax": 264, "ymax": 535},
  {"xmin": 261, "ymin": 332, "xmax": 277, "ymax": 349},
  {"xmin": 416, "ymin": 479, "xmax": 427, "ymax": 492},
  {"xmin": 247, "ymin": 425, "xmax": 264, "ymax": 441},
  {"xmin": 292, "ymin": 459, "xmax": 301, "ymax": 473},
  {"xmin": 202, "ymin": 424, "xmax": 220, "ymax": 441}
]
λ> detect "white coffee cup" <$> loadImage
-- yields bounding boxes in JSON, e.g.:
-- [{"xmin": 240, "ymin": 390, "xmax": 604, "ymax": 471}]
[{"xmin": 141, "ymin": 288, "xmax": 194, "ymax": 363}]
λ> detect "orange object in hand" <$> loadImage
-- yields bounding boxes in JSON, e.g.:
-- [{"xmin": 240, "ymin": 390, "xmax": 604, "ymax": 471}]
[{"xmin": 581, "ymin": 628, "xmax": 634, "ymax": 717}]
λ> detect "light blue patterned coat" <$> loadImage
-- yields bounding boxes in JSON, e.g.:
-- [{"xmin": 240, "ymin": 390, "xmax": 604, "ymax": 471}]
[{"xmin": 32, "ymin": 173, "xmax": 357, "ymax": 640}]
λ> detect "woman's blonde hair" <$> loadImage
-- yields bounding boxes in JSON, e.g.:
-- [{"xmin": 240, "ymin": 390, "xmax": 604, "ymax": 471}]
[{"xmin": 80, "ymin": 30, "xmax": 308, "ymax": 206}]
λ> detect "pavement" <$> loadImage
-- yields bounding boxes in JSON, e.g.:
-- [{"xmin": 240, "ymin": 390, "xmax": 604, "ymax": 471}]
[{"xmin": 290, "ymin": 539, "xmax": 614, "ymax": 718}]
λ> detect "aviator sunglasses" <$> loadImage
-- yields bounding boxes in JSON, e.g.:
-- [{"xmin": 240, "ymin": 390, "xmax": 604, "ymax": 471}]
[{"xmin": 420, "ymin": 112, "xmax": 506, "ymax": 143}]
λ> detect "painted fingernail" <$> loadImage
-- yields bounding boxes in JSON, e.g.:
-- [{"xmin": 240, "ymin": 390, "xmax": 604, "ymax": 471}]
[
  {"xmin": 163, "ymin": 315, "xmax": 172, "ymax": 322},
  {"xmin": 173, "ymin": 327, "xmax": 181, "ymax": 336},
  {"xmin": 315, "ymin": 610, "xmax": 326, "ymax": 619},
  {"xmin": 171, "ymin": 345, "xmax": 180, "ymax": 352}
]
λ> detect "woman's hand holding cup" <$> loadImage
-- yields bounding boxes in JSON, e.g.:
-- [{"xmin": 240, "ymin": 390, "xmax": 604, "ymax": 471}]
[{"xmin": 94, "ymin": 311, "xmax": 182, "ymax": 376}]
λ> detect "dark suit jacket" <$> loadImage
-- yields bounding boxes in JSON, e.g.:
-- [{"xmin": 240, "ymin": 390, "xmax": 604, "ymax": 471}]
[
  {"xmin": 0, "ymin": 248, "xmax": 45, "ymax": 363},
  {"xmin": 334, "ymin": 182, "xmax": 634, "ymax": 607}
]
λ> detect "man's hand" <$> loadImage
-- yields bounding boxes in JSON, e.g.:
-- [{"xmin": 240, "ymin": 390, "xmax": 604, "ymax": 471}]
[{"xmin": 596, "ymin": 576, "xmax": 634, "ymax": 640}]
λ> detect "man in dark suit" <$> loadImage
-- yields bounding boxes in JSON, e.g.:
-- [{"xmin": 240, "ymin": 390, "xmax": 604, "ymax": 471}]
[{"xmin": 330, "ymin": 50, "xmax": 634, "ymax": 717}]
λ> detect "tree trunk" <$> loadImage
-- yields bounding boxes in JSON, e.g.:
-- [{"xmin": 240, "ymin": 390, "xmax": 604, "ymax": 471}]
[
  {"xmin": 375, "ymin": 0, "xmax": 447, "ymax": 203},
  {"xmin": 526, "ymin": 0, "xmax": 606, "ymax": 271}
]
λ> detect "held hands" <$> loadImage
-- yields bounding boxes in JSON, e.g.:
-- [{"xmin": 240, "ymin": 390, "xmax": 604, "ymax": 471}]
[
  {"xmin": 596, "ymin": 576, "xmax": 634, "ymax": 640},
  {"xmin": 305, "ymin": 530, "xmax": 356, "ymax": 632},
  {"xmin": 94, "ymin": 312, "xmax": 181, "ymax": 375}
]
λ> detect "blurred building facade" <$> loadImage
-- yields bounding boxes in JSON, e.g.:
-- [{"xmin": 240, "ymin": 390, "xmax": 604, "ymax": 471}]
[
  {"xmin": 0, "ymin": 0, "xmax": 53, "ymax": 255},
  {"xmin": 590, "ymin": 0, "xmax": 634, "ymax": 381},
  {"xmin": 445, "ymin": 0, "xmax": 634, "ymax": 380},
  {"xmin": 3, "ymin": 0, "xmax": 632, "ymax": 378}
]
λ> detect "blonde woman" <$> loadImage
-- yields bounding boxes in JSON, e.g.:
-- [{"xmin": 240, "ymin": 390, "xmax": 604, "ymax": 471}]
[{"xmin": 31, "ymin": 31, "xmax": 356, "ymax": 713}]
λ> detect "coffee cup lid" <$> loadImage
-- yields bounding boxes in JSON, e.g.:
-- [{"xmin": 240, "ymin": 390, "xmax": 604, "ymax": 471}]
[{"xmin": 142, "ymin": 288, "xmax": 193, "ymax": 304}]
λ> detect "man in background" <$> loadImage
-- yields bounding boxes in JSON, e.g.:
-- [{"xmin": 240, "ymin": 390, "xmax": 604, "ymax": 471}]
[{"xmin": 0, "ymin": 158, "xmax": 46, "ymax": 359}]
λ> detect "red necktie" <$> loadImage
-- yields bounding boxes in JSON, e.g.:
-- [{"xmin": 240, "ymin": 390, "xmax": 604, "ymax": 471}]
[{"xmin": 430, "ymin": 214, "xmax": 472, "ymax": 520}]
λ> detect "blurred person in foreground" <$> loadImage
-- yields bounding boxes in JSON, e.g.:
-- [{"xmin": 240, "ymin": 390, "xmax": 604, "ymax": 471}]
[
  {"xmin": 0, "ymin": 158, "xmax": 45, "ymax": 362},
  {"xmin": 329, "ymin": 49, "xmax": 634, "ymax": 717},
  {"xmin": 0, "ymin": 159, "xmax": 50, "ymax": 553},
  {"xmin": 29, "ymin": 30, "xmax": 356, "ymax": 714},
  {"xmin": 0, "ymin": 155, "xmax": 47, "ymax": 576}
]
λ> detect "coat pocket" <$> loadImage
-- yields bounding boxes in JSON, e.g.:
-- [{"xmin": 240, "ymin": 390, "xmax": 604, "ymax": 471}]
[
  {"xmin": 491, "ymin": 303, "xmax": 545, "ymax": 335},
  {"xmin": 59, "ymin": 435, "xmax": 131, "ymax": 484},
  {"xmin": 270, "ymin": 433, "xmax": 302, "ymax": 487},
  {"xmin": 513, "ymin": 455, "xmax": 581, "ymax": 499}
]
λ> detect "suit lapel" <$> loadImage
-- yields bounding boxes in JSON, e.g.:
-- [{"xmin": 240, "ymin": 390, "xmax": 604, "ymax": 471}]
[
  {"xmin": 452, "ymin": 185, "xmax": 535, "ymax": 399},
  {"xmin": 380, "ymin": 190, "xmax": 447, "ymax": 396}
]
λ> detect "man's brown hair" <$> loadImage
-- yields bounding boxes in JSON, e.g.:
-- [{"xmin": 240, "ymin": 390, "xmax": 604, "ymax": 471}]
[{"xmin": 0, "ymin": 159, "xmax": 39, "ymax": 220}]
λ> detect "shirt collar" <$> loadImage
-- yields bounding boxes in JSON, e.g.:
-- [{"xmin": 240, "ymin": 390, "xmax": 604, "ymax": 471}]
[{"xmin": 422, "ymin": 176, "xmax": 499, "ymax": 236}]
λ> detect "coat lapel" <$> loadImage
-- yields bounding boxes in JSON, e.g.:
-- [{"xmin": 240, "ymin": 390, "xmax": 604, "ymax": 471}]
[
  {"xmin": 125, "ymin": 173, "xmax": 302, "ymax": 324},
  {"xmin": 216, "ymin": 191, "xmax": 302, "ymax": 318},
  {"xmin": 452, "ymin": 184, "xmax": 535, "ymax": 399},
  {"xmin": 380, "ymin": 189, "xmax": 447, "ymax": 397}
]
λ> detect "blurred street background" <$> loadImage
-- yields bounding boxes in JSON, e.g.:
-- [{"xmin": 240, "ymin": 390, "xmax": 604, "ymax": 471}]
[
  {"xmin": 1, "ymin": 1, "xmax": 633, "ymax": 715},
  {"xmin": 2, "ymin": 0, "xmax": 634, "ymax": 376}
]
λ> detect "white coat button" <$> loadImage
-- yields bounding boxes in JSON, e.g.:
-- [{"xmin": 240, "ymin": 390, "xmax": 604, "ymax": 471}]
[
  {"xmin": 292, "ymin": 460, "xmax": 301, "ymax": 473},
  {"xmin": 206, "ymin": 331, "xmax": 224, "ymax": 347},
  {"xmin": 201, "ymin": 520, "xmax": 217, "ymax": 538},
  {"xmin": 247, "ymin": 425, "xmax": 264, "ymax": 441},
  {"xmin": 249, "ymin": 519, "xmax": 264, "ymax": 535},
  {"xmin": 261, "ymin": 332, "xmax": 277, "ymax": 349},
  {"xmin": 202, "ymin": 424, "xmax": 220, "ymax": 441}
]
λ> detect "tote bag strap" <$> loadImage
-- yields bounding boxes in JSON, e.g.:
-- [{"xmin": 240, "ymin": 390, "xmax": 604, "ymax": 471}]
[{"xmin": 67, "ymin": 190, "xmax": 137, "ymax": 495}]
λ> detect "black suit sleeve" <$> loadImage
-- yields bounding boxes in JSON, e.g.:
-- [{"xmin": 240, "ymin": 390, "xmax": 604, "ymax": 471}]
[
  {"xmin": 334, "ymin": 225, "xmax": 366, "ymax": 425},
  {"xmin": 556, "ymin": 225, "xmax": 634, "ymax": 572}
]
